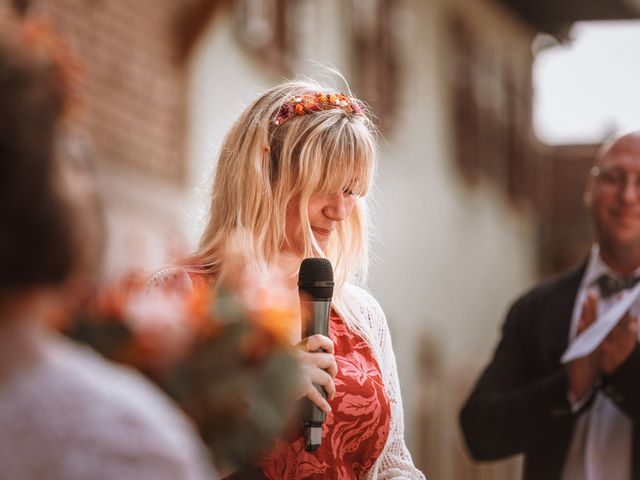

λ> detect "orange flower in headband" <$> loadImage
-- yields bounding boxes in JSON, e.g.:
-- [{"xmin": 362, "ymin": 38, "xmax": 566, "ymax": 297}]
[{"xmin": 272, "ymin": 91, "xmax": 364, "ymax": 126}]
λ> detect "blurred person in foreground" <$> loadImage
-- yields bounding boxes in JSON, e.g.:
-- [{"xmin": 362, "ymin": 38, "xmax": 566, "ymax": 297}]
[
  {"xmin": 150, "ymin": 81, "xmax": 425, "ymax": 479},
  {"xmin": 460, "ymin": 131, "xmax": 640, "ymax": 480},
  {"xmin": 0, "ymin": 21, "xmax": 216, "ymax": 480}
]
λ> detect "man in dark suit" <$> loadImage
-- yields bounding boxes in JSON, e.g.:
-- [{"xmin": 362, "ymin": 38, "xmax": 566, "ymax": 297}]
[{"xmin": 460, "ymin": 131, "xmax": 640, "ymax": 480}]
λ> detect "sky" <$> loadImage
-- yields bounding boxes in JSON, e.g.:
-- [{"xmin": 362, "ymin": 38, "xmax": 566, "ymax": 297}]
[{"xmin": 533, "ymin": 20, "xmax": 640, "ymax": 145}]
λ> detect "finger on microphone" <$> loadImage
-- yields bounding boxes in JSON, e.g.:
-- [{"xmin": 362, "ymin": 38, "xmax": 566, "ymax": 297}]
[
  {"xmin": 307, "ymin": 385, "xmax": 332, "ymax": 413},
  {"xmin": 310, "ymin": 370, "xmax": 336, "ymax": 400},
  {"xmin": 311, "ymin": 352, "xmax": 338, "ymax": 376},
  {"xmin": 328, "ymin": 358, "xmax": 338, "ymax": 378},
  {"xmin": 305, "ymin": 334, "xmax": 335, "ymax": 354}
]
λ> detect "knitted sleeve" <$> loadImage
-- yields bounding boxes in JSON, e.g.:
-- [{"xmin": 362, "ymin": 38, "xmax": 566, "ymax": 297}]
[
  {"xmin": 338, "ymin": 286, "xmax": 426, "ymax": 480},
  {"xmin": 147, "ymin": 266, "xmax": 194, "ymax": 293}
]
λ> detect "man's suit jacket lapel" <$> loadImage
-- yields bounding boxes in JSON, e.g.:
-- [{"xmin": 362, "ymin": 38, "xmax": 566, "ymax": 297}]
[{"xmin": 539, "ymin": 261, "xmax": 588, "ymax": 370}]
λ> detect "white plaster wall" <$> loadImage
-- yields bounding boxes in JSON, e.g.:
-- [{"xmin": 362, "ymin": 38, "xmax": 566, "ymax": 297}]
[
  {"xmin": 97, "ymin": 163, "xmax": 187, "ymax": 277},
  {"xmin": 363, "ymin": 0, "xmax": 538, "ymax": 461}
]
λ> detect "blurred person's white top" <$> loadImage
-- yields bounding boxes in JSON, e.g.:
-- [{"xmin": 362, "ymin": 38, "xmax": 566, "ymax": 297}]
[{"xmin": 0, "ymin": 333, "xmax": 217, "ymax": 480}]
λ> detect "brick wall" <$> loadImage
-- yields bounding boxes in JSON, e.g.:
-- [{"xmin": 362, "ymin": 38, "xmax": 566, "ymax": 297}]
[
  {"xmin": 3, "ymin": 0, "xmax": 189, "ymax": 183},
  {"xmin": 0, "ymin": 0, "xmax": 226, "ymax": 274},
  {"xmin": 538, "ymin": 143, "xmax": 598, "ymax": 274}
]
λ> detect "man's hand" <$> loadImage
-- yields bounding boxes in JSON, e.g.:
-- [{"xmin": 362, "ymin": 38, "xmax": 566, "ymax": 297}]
[
  {"xmin": 600, "ymin": 310, "xmax": 639, "ymax": 374},
  {"xmin": 567, "ymin": 292, "xmax": 601, "ymax": 402}
]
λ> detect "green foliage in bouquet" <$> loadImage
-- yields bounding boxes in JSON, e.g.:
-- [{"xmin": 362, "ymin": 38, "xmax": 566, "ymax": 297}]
[
  {"xmin": 64, "ymin": 272, "xmax": 301, "ymax": 470},
  {"xmin": 163, "ymin": 287, "xmax": 300, "ymax": 467}
]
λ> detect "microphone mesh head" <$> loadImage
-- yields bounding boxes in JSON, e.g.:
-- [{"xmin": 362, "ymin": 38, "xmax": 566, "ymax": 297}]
[{"xmin": 298, "ymin": 258, "xmax": 334, "ymax": 300}]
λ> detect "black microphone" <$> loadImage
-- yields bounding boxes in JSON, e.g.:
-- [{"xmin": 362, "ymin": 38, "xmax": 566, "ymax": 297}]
[{"xmin": 298, "ymin": 257, "xmax": 334, "ymax": 451}]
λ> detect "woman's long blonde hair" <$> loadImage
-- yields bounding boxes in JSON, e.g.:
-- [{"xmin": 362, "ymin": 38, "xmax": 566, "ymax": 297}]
[{"xmin": 184, "ymin": 80, "xmax": 376, "ymax": 291}]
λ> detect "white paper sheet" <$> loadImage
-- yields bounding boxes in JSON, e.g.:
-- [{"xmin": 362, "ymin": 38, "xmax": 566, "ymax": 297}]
[{"xmin": 561, "ymin": 280, "xmax": 640, "ymax": 364}]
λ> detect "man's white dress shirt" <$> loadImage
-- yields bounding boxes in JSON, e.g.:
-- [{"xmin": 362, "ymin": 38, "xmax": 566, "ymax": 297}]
[{"xmin": 562, "ymin": 245, "xmax": 637, "ymax": 480}]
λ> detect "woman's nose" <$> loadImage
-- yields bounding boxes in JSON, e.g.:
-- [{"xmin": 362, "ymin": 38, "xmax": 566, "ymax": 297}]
[{"xmin": 323, "ymin": 194, "xmax": 351, "ymax": 221}]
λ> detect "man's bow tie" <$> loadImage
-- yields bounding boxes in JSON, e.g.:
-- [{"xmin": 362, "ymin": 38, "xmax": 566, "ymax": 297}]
[{"xmin": 596, "ymin": 274, "xmax": 640, "ymax": 298}]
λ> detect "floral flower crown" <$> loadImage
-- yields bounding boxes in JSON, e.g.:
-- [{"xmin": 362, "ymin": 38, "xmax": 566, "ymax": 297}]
[{"xmin": 272, "ymin": 91, "xmax": 365, "ymax": 126}]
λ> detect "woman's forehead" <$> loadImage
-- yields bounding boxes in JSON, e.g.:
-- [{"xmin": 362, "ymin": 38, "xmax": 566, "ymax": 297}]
[{"xmin": 320, "ymin": 156, "xmax": 370, "ymax": 189}]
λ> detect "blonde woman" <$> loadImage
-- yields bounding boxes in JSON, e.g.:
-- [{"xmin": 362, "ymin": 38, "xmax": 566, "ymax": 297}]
[{"xmin": 155, "ymin": 80, "xmax": 425, "ymax": 479}]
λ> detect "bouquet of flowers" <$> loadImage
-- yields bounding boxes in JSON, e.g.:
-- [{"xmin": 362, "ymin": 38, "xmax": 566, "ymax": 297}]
[{"xmin": 63, "ymin": 267, "xmax": 301, "ymax": 469}]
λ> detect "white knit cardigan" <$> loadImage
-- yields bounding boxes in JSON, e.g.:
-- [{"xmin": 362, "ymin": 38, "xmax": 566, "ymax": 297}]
[
  {"xmin": 334, "ymin": 284, "xmax": 425, "ymax": 480},
  {"xmin": 150, "ymin": 269, "xmax": 426, "ymax": 479}
]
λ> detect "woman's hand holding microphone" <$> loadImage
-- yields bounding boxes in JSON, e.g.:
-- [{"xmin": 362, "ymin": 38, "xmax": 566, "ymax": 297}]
[{"xmin": 295, "ymin": 334, "xmax": 338, "ymax": 413}]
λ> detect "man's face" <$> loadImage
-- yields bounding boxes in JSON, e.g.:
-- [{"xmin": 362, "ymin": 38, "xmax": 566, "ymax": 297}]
[{"xmin": 587, "ymin": 134, "xmax": 640, "ymax": 253}]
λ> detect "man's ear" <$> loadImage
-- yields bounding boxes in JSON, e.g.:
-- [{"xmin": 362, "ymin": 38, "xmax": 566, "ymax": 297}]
[
  {"xmin": 584, "ymin": 187, "xmax": 592, "ymax": 208},
  {"xmin": 584, "ymin": 172, "xmax": 595, "ymax": 208}
]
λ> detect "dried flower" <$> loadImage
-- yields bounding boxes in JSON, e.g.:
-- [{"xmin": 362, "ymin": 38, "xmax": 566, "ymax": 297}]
[{"xmin": 272, "ymin": 91, "xmax": 365, "ymax": 126}]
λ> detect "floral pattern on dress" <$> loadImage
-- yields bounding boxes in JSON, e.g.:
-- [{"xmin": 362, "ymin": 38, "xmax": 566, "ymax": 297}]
[{"xmin": 259, "ymin": 311, "xmax": 391, "ymax": 479}]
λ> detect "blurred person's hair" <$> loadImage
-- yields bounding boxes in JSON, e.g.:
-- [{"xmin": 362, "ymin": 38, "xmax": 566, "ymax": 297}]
[
  {"xmin": 183, "ymin": 80, "xmax": 377, "ymax": 289},
  {"xmin": 0, "ymin": 22, "xmax": 74, "ymax": 292}
]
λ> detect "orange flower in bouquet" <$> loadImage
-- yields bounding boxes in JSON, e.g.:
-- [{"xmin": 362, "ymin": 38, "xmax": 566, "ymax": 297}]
[{"xmin": 64, "ymin": 267, "xmax": 301, "ymax": 469}]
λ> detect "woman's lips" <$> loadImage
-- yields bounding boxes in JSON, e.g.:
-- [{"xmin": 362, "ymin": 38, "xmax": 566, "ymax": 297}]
[{"xmin": 311, "ymin": 226, "xmax": 332, "ymax": 237}]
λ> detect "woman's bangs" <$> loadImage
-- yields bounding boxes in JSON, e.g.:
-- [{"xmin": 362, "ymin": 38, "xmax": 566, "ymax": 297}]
[{"xmin": 316, "ymin": 121, "xmax": 374, "ymax": 197}]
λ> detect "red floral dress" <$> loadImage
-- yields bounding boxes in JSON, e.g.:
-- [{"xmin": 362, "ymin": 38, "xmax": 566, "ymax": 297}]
[{"xmin": 258, "ymin": 310, "xmax": 391, "ymax": 479}]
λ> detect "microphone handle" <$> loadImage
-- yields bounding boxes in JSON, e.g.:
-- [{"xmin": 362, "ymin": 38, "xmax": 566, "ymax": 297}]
[{"xmin": 301, "ymin": 299, "xmax": 331, "ymax": 451}]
